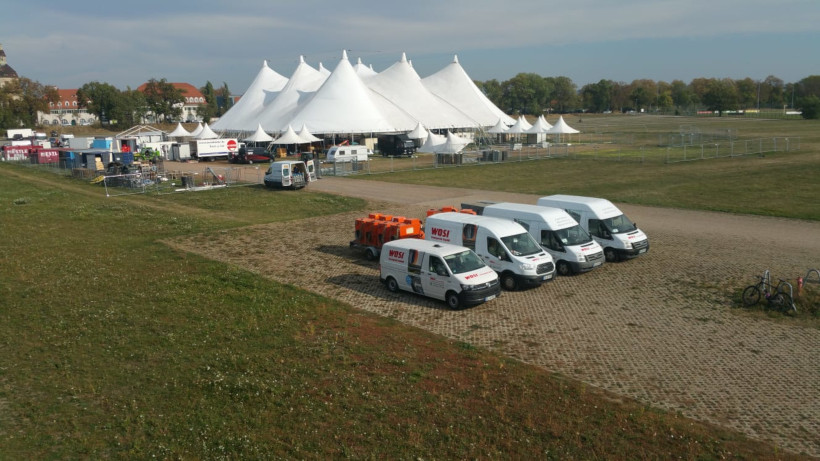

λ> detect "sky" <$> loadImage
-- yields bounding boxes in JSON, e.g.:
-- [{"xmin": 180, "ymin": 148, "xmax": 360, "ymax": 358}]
[{"xmin": 2, "ymin": 0, "xmax": 819, "ymax": 94}]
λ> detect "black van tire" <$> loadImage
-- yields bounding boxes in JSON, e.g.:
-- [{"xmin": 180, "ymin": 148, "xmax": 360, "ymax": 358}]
[
  {"xmin": 556, "ymin": 260, "xmax": 572, "ymax": 276},
  {"xmin": 386, "ymin": 277, "xmax": 399, "ymax": 293},
  {"xmin": 365, "ymin": 248, "xmax": 378, "ymax": 261},
  {"xmin": 604, "ymin": 247, "xmax": 618, "ymax": 262},
  {"xmin": 445, "ymin": 291, "xmax": 461, "ymax": 310},
  {"xmin": 501, "ymin": 272, "xmax": 518, "ymax": 291}
]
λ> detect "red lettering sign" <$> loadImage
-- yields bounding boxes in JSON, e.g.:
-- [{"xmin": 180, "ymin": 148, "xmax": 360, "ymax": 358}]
[
  {"xmin": 388, "ymin": 249, "xmax": 405, "ymax": 259},
  {"xmin": 429, "ymin": 227, "xmax": 450, "ymax": 240}
]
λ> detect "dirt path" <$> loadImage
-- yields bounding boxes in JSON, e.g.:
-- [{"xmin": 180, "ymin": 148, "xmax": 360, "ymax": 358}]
[{"xmin": 159, "ymin": 167, "xmax": 820, "ymax": 456}]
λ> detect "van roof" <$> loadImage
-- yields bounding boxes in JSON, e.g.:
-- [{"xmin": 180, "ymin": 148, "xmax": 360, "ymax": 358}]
[
  {"xmin": 382, "ymin": 238, "xmax": 466, "ymax": 256},
  {"xmin": 484, "ymin": 202, "xmax": 578, "ymax": 228},
  {"xmin": 538, "ymin": 194, "xmax": 621, "ymax": 218},
  {"xmin": 426, "ymin": 212, "xmax": 528, "ymax": 236}
]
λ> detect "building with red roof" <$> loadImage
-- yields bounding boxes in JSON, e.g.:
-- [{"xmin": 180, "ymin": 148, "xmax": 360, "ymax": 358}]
[{"xmin": 136, "ymin": 82, "xmax": 206, "ymax": 123}]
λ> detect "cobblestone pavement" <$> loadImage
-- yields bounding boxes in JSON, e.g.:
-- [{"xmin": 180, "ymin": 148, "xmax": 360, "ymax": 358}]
[{"xmin": 164, "ymin": 169, "xmax": 820, "ymax": 457}]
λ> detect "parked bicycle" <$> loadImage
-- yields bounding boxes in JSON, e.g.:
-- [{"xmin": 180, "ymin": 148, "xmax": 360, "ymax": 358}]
[{"xmin": 741, "ymin": 270, "xmax": 796, "ymax": 314}]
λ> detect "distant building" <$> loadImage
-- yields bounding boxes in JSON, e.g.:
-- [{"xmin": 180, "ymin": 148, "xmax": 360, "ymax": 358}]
[
  {"xmin": 0, "ymin": 44, "xmax": 19, "ymax": 88},
  {"xmin": 136, "ymin": 82, "xmax": 206, "ymax": 122},
  {"xmin": 39, "ymin": 89, "xmax": 98, "ymax": 127}
]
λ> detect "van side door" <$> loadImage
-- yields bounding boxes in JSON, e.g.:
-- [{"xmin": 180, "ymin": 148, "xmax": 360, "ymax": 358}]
[{"xmin": 421, "ymin": 254, "xmax": 450, "ymax": 300}]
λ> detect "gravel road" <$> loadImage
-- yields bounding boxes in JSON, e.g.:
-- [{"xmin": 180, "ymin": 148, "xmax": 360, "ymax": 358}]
[{"xmin": 164, "ymin": 163, "xmax": 820, "ymax": 457}]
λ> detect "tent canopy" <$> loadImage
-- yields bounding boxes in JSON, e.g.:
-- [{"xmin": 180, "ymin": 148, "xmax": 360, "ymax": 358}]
[
  {"xmin": 195, "ymin": 123, "xmax": 219, "ymax": 139},
  {"xmin": 168, "ymin": 122, "xmax": 191, "ymax": 137},
  {"xmin": 243, "ymin": 123, "xmax": 274, "ymax": 142},
  {"xmin": 271, "ymin": 125, "xmax": 308, "ymax": 145}
]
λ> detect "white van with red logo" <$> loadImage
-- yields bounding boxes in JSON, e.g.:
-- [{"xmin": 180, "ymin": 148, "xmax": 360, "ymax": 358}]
[
  {"xmin": 425, "ymin": 212, "xmax": 555, "ymax": 291},
  {"xmin": 379, "ymin": 239, "xmax": 500, "ymax": 310}
]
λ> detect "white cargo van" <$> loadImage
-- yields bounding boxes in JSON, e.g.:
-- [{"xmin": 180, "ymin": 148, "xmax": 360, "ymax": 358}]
[
  {"xmin": 537, "ymin": 195, "xmax": 649, "ymax": 261},
  {"xmin": 380, "ymin": 239, "xmax": 501, "ymax": 310},
  {"xmin": 326, "ymin": 145, "xmax": 371, "ymax": 163},
  {"xmin": 425, "ymin": 212, "xmax": 555, "ymax": 291},
  {"xmin": 464, "ymin": 202, "xmax": 605, "ymax": 276},
  {"xmin": 263, "ymin": 160, "xmax": 315, "ymax": 189}
]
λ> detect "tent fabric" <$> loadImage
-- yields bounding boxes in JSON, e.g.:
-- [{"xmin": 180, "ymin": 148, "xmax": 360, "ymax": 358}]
[
  {"xmin": 189, "ymin": 122, "xmax": 204, "ymax": 137},
  {"xmin": 422, "ymin": 55, "xmax": 516, "ymax": 127},
  {"xmin": 283, "ymin": 50, "xmax": 412, "ymax": 134},
  {"xmin": 243, "ymin": 123, "xmax": 274, "ymax": 142},
  {"xmin": 271, "ymin": 125, "xmax": 308, "ymax": 145},
  {"xmin": 257, "ymin": 56, "xmax": 329, "ymax": 132},
  {"xmin": 487, "ymin": 118, "xmax": 511, "ymax": 134},
  {"xmin": 418, "ymin": 131, "xmax": 446, "ymax": 153},
  {"xmin": 196, "ymin": 123, "xmax": 219, "ymax": 139},
  {"xmin": 168, "ymin": 122, "xmax": 191, "ymax": 137},
  {"xmin": 354, "ymin": 57, "xmax": 378, "ymax": 78},
  {"xmin": 505, "ymin": 116, "xmax": 532, "ymax": 134},
  {"xmin": 212, "ymin": 60, "xmax": 288, "ymax": 131},
  {"xmin": 296, "ymin": 124, "xmax": 321, "ymax": 143},
  {"xmin": 407, "ymin": 121, "xmax": 428, "ymax": 139},
  {"xmin": 547, "ymin": 115, "xmax": 580, "ymax": 134},
  {"xmin": 364, "ymin": 53, "xmax": 477, "ymax": 130},
  {"xmin": 525, "ymin": 115, "xmax": 552, "ymax": 134}
]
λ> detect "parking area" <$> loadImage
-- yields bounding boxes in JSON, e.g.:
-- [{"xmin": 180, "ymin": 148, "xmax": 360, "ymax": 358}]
[{"xmin": 164, "ymin": 175, "xmax": 820, "ymax": 456}]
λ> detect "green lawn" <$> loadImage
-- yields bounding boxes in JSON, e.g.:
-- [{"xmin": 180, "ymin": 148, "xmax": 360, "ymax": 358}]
[{"xmin": 0, "ymin": 114, "xmax": 816, "ymax": 458}]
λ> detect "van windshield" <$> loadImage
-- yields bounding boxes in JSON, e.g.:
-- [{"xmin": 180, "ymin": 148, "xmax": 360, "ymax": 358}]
[
  {"xmin": 556, "ymin": 224, "xmax": 593, "ymax": 246},
  {"xmin": 501, "ymin": 232, "xmax": 542, "ymax": 257},
  {"xmin": 444, "ymin": 250, "xmax": 486, "ymax": 275},
  {"xmin": 603, "ymin": 214, "xmax": 636, "ymax": 234}
]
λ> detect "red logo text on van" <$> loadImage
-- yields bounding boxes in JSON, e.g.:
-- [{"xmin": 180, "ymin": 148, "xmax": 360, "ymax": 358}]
[
  {"xmin": 388, "ymin": 249, "xmax": 405, "ymax": 260},
  {"xmin": 429, "ymin": 227, "xmax": 450, "ymax": 240}
]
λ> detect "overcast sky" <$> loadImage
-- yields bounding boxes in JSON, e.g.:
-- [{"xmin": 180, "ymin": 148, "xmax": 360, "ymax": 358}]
[{"xmin": 2, "ymin": 0, "xmax": 818, "ymax": 93}]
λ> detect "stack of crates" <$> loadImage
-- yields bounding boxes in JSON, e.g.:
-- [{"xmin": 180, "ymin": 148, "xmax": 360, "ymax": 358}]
[{"xmin": 352, "ymin": 213, "xmax": 423, "ymax": 250}]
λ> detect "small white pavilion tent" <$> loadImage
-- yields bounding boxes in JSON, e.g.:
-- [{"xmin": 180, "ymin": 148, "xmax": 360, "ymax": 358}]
[
  {"xmin": 243, "ymin": 123, "xmax": 274, "ymax": 142},
  {"xmin": 195, "ymin": 123, "xmax": 219, "ymax": 139},
  {"xmin": 546, "ymin": 115, "xmax": 580, "ymax": 142},
  {"xmin": 168, "ymin": 122, "xmax": 191, "ymax": 137},
  {"xmin": 189, "ymin": 122, "xmax": 204, "ymax": 137},
  {"xmin": 296, "ymin": 124, "xmax": 321, "ymax": 143},
  {"xmin": 407, "ymin": 122, "xmax": 428, "ymax": 140}
]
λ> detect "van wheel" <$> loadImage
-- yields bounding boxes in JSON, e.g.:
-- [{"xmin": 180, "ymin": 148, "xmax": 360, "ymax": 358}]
[
  {"xmin": 556, "ymin": 261, "xmax": 572, "ymax": 276},
  {"xmin": 365, "ymin": 248, "xmax": 378, "ymax": 261},
  {"xmin": 501, "ymin": 272, "xmax": 518, "ymax": 291},
  {"xmin": 386, "ymin": 277, "xmax": 399, "ymax": 293},
  {"xmin": 604, "ymin": 247, "xmax": 618, "ymax": 262},
  {"xmin": 445, "ymin": 291, "xmax": 461, "ymax": 310}
]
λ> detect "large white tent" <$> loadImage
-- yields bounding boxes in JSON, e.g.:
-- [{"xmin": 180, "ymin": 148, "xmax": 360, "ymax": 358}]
[
  {"xmin": 256, "ymin": 56, "xmax": 329, "ymax": 133},
  {"xmin": 422, "ymin": 55, "xmax": 516, "ymax": 127},
  {"xmin": 218, "ymin": 52, "xmax": 514, "ymax": 137},
  {"xmin": 364, "ymin": 53, "xmax": 477, "ymax": 130},
  {"xmin": 167, "ymin": 122, "xmax": 191, "ymax": 137},
  {"xmin": 283, "ymin": 50, "xmax": 414, "ymax": 134},
  {"xmin": 212, "ymin": 60, "xmax": 288, "ymax": 132}
]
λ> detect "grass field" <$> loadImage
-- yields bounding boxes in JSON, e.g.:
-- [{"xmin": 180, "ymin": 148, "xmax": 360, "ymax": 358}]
[{"xmin": 1, "ymin": 115, "xmax": 817, "ymax": 458}]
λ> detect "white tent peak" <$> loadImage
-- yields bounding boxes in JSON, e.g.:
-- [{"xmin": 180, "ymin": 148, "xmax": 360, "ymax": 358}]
[
  {"xmin": 211, "ymin": 59, "xmax": 288, "ymax": 131},
  {"xmin": 168, "ymin": 122, "xmax": 191, "ymax": 137},
  {"xmin": 453, "ymin": 55, "xmax": 459, "ymax": 64},
  {"xmin": 271, "ymin": 125, "xmax": 308, "ymax": 145},
  {"xmin": 547, "ymin": 115, "xmax": 580, "ymax": 134},
  {"xmin": 196, "ymin": 123, "xmax": 219, "ymax": 139},
  {"xmin": 400, "ymin": 52, "xmax": 407, "ymax": 63},
  {"xmin": 342, "ymin": 49, "xmax": 348, "ymax": 61},
  {"xmin": 243, "ymin": 123, "xmax": 273, "ymax": 142},
  {"xmin": 190, "ymin": 122, "xmax": 203, "ymax": 137},
  {"xmin": 296, "ymin": 123, "xmax": 321, "ymax": 143}
]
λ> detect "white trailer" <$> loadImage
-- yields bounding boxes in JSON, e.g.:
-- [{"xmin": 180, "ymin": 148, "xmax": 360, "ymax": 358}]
[{"xmin": 189, "ymin": 138, "xmax": 239, "ymax": 161}]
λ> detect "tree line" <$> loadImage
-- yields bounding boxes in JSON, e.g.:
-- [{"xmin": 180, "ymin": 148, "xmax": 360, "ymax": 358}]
[
  {"xmin": 476, "ymin": 74, "xmax": 820, "ymax": 118},
  {"xmin": 2, "ymin": 73, "xmax": 819, "ymax": 131},
  {"xmin": 0, "ymin": 78, "xmax": 234, "ymax": 130}
]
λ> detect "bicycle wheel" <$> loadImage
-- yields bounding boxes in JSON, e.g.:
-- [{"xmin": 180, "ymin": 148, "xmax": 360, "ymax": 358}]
[
  {"xmin": 741, "ymin": 285, "xmax": 761, "ymax": 307},
  {"xmin": 767, "ymin": 292, "xmax": 789, "ymax": 312},
  {"xmin": 776, "ymin": 293, "xmax": 796, "ymax": 315}
]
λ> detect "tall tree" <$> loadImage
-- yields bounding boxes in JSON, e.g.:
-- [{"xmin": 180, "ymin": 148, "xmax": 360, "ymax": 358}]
[
  {"xmin": 198, "ymin": 81, "xmax": 218, "ymax": 122},
  {"xmin": 670, "ymin": 80, "xmax": 693, "ymax": 111},
  {"xmin": 142, "ymin": 78, "xmax": 184, "ymax": 122},
  {"xmin": 76, "ymin": 81, "xmax": 121, "ymax": 124},
  {"xmin": 702, "ymin": 78, "xmax": 739, "ymax": 115},
  {"xmin": 0, "ymin": 78, "xmax": 57, "ymax": 129},
  {"xmin": 761, "ymin": 75, "xmax": 784, "ymax": 109},
  {"xmin": 549, "ymin": 76, "xmax": 577, "ymax": 113}
]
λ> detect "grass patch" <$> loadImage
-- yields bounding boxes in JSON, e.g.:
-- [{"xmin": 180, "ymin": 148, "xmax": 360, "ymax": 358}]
[{"xmin": 0, "ymin": 142, "xmax": 810, "ymax": 458}]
